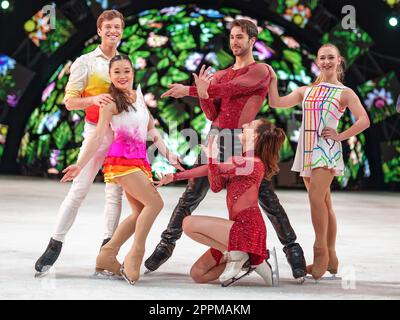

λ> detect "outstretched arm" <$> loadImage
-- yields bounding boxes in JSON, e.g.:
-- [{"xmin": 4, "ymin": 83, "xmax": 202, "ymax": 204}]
[
  {"xmin": 61, "ymin": 103, "xmax": 115, "ymax": 182},
  {"xmin": 147, "ymin": 113, "xmax": 184, "ymax": 171},
  {"xmin": 174, "ymin": 165, "xmax": 209, "ymax": 181},
  {"xmin": 158, "ymin": 161, "xmax": 225, "ymax": 193},
  {"xmin": 160, "ymin": 66, "xmax": 222, "ymax": 121},
  {"xmin": 267, "ymin": 65, "xmax": 304, "ymax": 109},
  {"xmin": 322, "ymin": 88, "xmax": 370, "ymax": 141},
  {"xmin": 190, "ymin": 64, "xmax": 270, "ymax": 100}
]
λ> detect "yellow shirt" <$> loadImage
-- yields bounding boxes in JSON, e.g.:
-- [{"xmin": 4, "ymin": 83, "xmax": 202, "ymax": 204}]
[{"xmin": 64, "ymin": 46, "xmax": 118, "ymax": 123}]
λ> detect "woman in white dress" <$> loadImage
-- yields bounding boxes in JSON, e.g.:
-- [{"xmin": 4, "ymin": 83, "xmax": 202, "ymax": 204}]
[{"xmin": 267, "ymin": 44, "xmax": 370, "ymax": 280}]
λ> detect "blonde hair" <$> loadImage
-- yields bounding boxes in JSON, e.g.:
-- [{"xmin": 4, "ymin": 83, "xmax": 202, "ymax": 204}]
[
  {"xmin": 97, "ymin": 9, "xmax": 125, "ymax": 30},
  {"xmin": 313, "ymin": 43, "xmax": 346, "ymax": 85}
]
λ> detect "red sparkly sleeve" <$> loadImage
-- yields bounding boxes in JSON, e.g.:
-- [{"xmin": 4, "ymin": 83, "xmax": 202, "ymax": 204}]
[
  {"xmin": 207, "ymin": 64, "xmax": 270, "ymax": 99},
  {"xmin": 208, "ymin": 160, "xmax": 226, "ymax": 192},
  {"xmin": 207, "ymin": 158, "xmax": 254, "ymax": 192}
]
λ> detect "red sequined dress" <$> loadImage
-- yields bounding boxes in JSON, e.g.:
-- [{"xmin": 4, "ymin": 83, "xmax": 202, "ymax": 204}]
[{"xmin": 173, "ymin": 156, "xmax": 268, "ymax": 266}]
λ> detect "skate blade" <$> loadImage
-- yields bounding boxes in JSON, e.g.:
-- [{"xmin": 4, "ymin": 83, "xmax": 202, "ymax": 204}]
[
  {"xmin": 305, "ymin": 274, "xmax": 341, "ymax": 281},
  {"xmin": 296, "ymin": 277, "xmax": 306, "ymax": 284},
  {"xmin": 321, "ymin": 275, "xmax": 341, "ymax": 281},
  {"xmin": 120, "ymin": 267, "xmax": 137, "ymax": 286},
  {"xmin": 144, "ymin": 269, "xmax": 153, "ymax": 275},
  {"xmin": 92, "ymin": 271, "xmax": 122, "ymax": 280},
  {"xmin": 269, "ymin": 247, "xmax": 280, "ymax": 287},
  {"xmin": 34, "ymin": 266, "xmax": 51, "ymax": 278},
  {"xmin": 221, "ymin": 267, "xmax": 255, "ymax": 287},
  {"xmin": 34, "ymin": 271, "xmax": 49, "ymax": 278}
]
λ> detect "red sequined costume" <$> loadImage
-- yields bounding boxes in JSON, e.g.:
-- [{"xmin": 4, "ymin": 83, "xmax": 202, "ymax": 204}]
[
  {"xmin": 189, "ymin": 62, "xmax": 270, "ymax": 128},
  {"xmin": 173, "ymin": 156, "xmax": 268, "ymax": 266}
]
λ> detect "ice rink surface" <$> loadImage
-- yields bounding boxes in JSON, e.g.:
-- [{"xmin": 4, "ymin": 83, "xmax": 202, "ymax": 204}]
[{"xmin": 0, "ymin": 175, "xmax": 399, "ymax": 300}]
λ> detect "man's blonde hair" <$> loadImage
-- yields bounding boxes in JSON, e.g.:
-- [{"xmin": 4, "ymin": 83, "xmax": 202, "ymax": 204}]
[{"xmin": 97, "ymin": 9, "xmax": 125, "ymax": 30}]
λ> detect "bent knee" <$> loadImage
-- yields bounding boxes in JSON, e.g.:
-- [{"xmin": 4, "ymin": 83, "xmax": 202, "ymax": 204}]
[
  {"xmin": 182, "ymin": 216, "xmax": 195, "ymax": 235},
  {"xmin": 144, "ymin": 191, "xmax": 164, "ymax": 211},
  {"xmin": 190, "ymin": 266, "xmax": 208, "ymax": 283}
]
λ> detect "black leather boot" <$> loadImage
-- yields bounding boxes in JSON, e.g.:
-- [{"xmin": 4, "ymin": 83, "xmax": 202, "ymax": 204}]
[
  {"xmin": 35, "ymin": 238, "xmax": 63, "ymax": 276},
  {"xmin": 144, "ymin": 175, "xmax": 210, "ymax": 272},
  {"xmin": 283, "ymin": 243, "xmax": 307, "ymax": 279},
  {"xmin": 258, "ymin": 179, "xmax": 307, "ymax": 278},
  {"xmin": 99, "ymin": 237, "xmax": 111, "ymax": 251}
]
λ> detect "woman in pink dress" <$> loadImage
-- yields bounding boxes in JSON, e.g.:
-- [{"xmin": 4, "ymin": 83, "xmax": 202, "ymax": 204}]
[{"xmin": 61, "ymin": 54, "xmax": 183, "ymax": 285}]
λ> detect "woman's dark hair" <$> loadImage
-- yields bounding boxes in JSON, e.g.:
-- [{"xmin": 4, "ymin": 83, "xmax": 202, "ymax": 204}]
[
  {"xmin": 254, "ymin": 119, "xmax": 286, "ymax": 180},
  {"xmin": 109, "ymin": 54, "xmax": 136, "ymax": 113}
]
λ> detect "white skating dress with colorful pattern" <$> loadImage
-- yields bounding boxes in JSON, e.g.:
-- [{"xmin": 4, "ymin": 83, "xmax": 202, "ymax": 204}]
[{"xmin": 292, "ymin": 82, "xmax": 346, "ymax": 177}]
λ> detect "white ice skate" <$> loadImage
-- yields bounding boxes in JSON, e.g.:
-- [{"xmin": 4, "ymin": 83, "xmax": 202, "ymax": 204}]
[
  {"xmin": 252, "ymin": 247, "xmax": 279, "ymax": 286},
  {"xmin": 219, "ymin": 251, "xmax": 251, "ymax": 287},
  {"xmin": 253, "ymin": 261, "xmax": 273, "ymax": 286},
  {"xmin": 270, "ymin": 247, "xmax": 280, "ymax": 286}
]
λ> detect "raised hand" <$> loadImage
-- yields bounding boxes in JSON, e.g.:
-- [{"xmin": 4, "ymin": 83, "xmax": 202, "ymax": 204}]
[
  {"xmin": 60, "ymin": 164, "xmax": 82, "ymax": 182},
  {"xmin": 192, "ymin": 65, "xmax": 213, "ymax": 99},
  {"xmin": 161, "ymin": 83, "xmax": 189, "ymax": 99}
]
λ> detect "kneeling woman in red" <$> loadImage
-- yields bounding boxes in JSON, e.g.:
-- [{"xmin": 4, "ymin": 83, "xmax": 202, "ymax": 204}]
[{"xmin": 157, "ymin": 119, "xmax": 286, "ymax": 285}]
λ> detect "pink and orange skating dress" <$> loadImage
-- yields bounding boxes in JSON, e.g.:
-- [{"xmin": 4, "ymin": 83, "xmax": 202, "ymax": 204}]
[{"xmin": 103, "ymin": 85, "xmax": 153, "ymax": 183}]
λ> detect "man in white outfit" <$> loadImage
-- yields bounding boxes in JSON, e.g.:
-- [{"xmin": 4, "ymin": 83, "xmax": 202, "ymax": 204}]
[{"xmin": 35, "ymin": 10, "xmax": 125, "ymax": 275}]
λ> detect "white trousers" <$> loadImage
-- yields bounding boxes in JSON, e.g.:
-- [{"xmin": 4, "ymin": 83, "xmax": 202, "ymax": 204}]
[{"xmin": 52, "ymin": 122, "xmax": 123, "ymax": 242}]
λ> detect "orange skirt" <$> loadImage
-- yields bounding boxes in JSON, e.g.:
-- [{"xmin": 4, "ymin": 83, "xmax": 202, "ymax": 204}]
[{"xmin": 103, "ymin": 157, "xmax": 152, "ymax": 184}]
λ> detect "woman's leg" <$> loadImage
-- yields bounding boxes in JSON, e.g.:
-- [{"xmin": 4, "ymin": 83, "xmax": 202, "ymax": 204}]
[
  {"xmin": 96, "ymin": 190, "xmax": 144, "ymax": 275},
  {"xmin": 303, "ymin": 175, "xmax": 338, "ymax": 275},
  {"xmin": 182, "ymin": 215, "xmax": 234, "ymax": 253},
  {"xmin": 190, "ymin": 250, "xmax": 227, "ymax": 283},
  {"xmin": 325, "ymin": 190, "xmax": 339, "ymax": 273},
  {"xmin": 116, "ymin": 171, "xmax": 164, "ymax": 282},
  {"xmin": 306, "ymin": 168, "xmax": 335, "ymax": 279}
]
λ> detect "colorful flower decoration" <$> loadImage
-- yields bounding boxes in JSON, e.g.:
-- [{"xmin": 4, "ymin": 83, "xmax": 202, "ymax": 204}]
[
  {"xmin": 0, "ymin": 54, "xmax": 16, "ymax": 76},
  {"xmin": 283, "ymin": 4, "xmax": 312, "ymax": 28},
  {"xmin": 147, "ymin": 32, "xmax": 168, "ymax": 47},
  {"xmin": 365, "ymin": 88, "xmax": 394, "ymax": 110}
]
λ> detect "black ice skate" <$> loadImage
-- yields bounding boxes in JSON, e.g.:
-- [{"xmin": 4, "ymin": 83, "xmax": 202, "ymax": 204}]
[
  {"xmin": 99, "ymin": 237, "xmax": 111, "ymax": 252},
  {"xmin": 34, "ymin": 238, "xmax": 62, "ymax": 277},
  {"xmin": 144, "ymin": 241, "xmax": 175, "ymax": 274},
  {"xmin": 283, "ymin": 243, "xmax": 306, "ymax": 283}
]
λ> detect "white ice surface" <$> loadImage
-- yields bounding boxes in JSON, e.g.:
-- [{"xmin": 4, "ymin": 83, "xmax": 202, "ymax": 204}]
[{"xmin": 0, "ymin": 175, "xmax": 399, "ymax": 300}]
